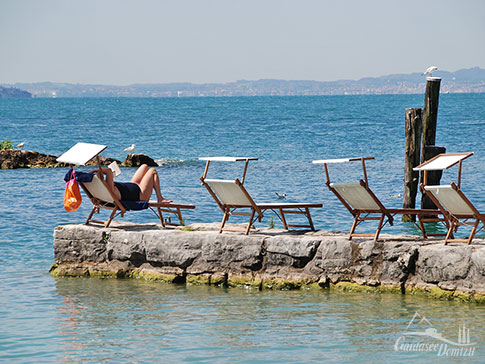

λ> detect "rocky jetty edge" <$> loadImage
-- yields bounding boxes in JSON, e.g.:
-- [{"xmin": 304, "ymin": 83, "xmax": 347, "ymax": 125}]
[
  {"xmin": 51, "ymin": 222, "xmax": 485, "ymax": 303},
  {"xmin": 0, "ymin": 149, "xmax": 157, "ymax": 169}
]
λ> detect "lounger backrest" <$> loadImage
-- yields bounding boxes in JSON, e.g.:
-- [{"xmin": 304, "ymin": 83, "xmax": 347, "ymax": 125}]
[
  {"xmin": 204, "ymin": 179, "xmax": 252, "ymax": 206},
  {"xmin": 330, "ymin": 182, "xmax": 381, "ymax": 210},
  {"xmin": 424, "ymin": 185, "xmax": 475, "ymax": 216},
  {"xmin": 82, "ymin": 175, "xmax": 115, "ymax": 203}
]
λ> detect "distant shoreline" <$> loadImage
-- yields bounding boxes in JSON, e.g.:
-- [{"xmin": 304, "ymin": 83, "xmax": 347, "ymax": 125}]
[
  {"xmin": 3, "ymin": 92, "xmax": 484, "ymax": 99},
  {"xmin": 0, "ymin": 86, "xmax": 31, "ymax": 98},
  {"xmin": 2, "ymin": 67, "xmax": 485, "ymax": 98}
]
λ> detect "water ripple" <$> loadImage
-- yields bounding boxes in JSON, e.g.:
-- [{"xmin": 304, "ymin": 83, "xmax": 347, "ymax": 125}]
[{"xmin": 1, "ymin": 95, "xmax": 485, "ymax": 362}]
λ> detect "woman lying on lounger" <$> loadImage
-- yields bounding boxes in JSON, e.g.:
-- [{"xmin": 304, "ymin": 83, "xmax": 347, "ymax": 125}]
[{"xmin": 91, "ymin": 164, "xmax": 172, "ymax": 203}]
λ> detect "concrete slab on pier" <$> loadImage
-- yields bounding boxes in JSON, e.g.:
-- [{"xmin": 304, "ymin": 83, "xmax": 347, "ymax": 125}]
[{"xmin": 51, "ymin": 222, "xmax": 485, "ymax": 303}]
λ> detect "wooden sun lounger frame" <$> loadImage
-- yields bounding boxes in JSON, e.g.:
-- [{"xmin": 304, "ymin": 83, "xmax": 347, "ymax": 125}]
[
  {"xmin": 314, "ymin": 157, "xmax": 448, "ymax": 241},
  {"xmin": 58, "ymin": 143, "xmax": 195, "ymax": 228},
  {"xmin": 199, "ymin": 157, "xmax": 322, "ymax": 234},
  {"xmin": 82, "ymin": 154, "xmax": 195, "ymax": 227},
  {"xmin": 79, "ymin": 178, "xmax": 195, "ymax": 228},
  {"xmin": 424, "ymin": 183, "xmax": 485, "ymax": 245},
  {"xmin": 416, "ymin": 152, "xmax": 481, "ymax": 244}
]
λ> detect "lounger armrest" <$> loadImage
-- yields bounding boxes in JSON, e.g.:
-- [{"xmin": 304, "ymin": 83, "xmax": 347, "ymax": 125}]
[
  {"xmin": 203, "ymin": 179, "xmax": 237, "ymax": 183},
  {"xmin": 256, "ymin": 202, "xmax": 323, "ymax": 209},
  {"xmin": 148, "ymin": 201, "xmax": 196, "ymax": 209}
]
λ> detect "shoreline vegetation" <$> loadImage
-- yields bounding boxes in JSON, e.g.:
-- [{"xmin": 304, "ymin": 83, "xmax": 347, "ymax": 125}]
[
  {"xmin": 51, "ymin": 223, "xmax": 485, "ymax": 304},
  {"xmin": 2, "ymin": 67, "xmax": 485, "ymax": 97}
]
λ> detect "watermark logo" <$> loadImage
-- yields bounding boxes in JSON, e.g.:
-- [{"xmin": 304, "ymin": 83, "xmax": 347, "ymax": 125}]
[{"xmin": 394, "ymin": 312, "xmax": 477, "ymax": 357}]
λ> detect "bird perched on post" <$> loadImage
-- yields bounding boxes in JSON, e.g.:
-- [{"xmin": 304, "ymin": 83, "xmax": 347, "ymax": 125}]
[
  {"xmin": 124, "ymin": 144, "xmax": 135, "ymax": 153},
  {"xmin": 423, "ymin": 66, "xmax": 438, "ymax": 76},
  {"xmin": 16, "ymin": 142, "xmax": 25, "ymax": 149}
]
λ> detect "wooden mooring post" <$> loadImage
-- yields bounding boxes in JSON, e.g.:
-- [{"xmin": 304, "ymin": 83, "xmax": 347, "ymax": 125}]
[
  {"xmin": 402, "ymin": 108, "xmax": 422, "ymax": 221},
  {"xmin": 402, "ymin": 76, "xmax": 444, "ymax": 214},
  {"xmin": 422, "ymin": 77, "xmax": 441, "ymax": 153},
  {"xmin": 420, "ymin": 77, "xmax": 443, "ymax": 210}
]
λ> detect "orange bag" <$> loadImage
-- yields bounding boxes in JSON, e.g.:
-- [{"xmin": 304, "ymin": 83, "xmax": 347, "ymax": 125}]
[{"xmin": 64, "ymin": 170, "xmax": 82, "ymax": 212}]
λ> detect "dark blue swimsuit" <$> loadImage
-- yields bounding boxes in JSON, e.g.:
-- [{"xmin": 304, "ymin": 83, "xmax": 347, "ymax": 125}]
[{"xmin": 114, "ymin": 182, "xmax": 141, "ymax": 201}]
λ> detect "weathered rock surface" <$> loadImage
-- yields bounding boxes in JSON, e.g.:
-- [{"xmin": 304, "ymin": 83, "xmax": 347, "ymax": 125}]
[
  {"xmin": 122, "ymin": 153, "xmax": 158, "ymax": 167},
  {"xmin": 0, "ymin": 150, "xmax": 67, "ymax": 169},
  {"xmin": 0, "ymin": 149, "xmax": 120, "ymax": 169},
  {"xmin": 51, "ymin": 222, "xmax": 485, "ymax": 302},
  {"xmin": 86, "ymin": 156, "xmax": 121, "ymax": 167}
]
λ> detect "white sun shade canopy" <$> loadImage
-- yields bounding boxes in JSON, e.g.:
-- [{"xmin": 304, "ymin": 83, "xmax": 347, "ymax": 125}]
[
  {"xmin": 56, "ymin": 142, "xmax": 107, "ymax": 166},
  {"xmin": 199, "ymin": 157, "xmax": 258, "ymax": 162},
  {"xmin": 414, "ymin": 153, "xmax": 473, "ymax": 171},
  {"xmin": 312, "ymin": 157, "xmax": 374, "ymax": 164}
]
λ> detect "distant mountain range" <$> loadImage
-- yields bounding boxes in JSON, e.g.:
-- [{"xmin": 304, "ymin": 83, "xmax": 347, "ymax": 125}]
[{"xmin": 2, "ymin": 67, "xmax": 485, "ymax": 97}]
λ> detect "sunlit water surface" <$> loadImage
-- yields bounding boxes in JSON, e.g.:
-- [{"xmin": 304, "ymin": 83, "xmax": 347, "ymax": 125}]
[{"xmin": 1, "ymin": 95, "xmax": 484, "ymax": 362}]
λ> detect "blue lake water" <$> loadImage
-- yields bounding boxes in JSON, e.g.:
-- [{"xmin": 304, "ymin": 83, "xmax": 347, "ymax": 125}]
[{"xmin": 1, "ymin": 95, "xmax": 484, "ymax": 362}]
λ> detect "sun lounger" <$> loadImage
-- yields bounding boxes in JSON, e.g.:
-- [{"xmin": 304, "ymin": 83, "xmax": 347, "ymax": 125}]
[
  {"xmin": 415, "ymin": 152, "xmax": 481, "ymax": 244},
  {"xmin": 79, "ymin": 173, "xmax": 195, "ymax": 227},
  {"xmin": 199, "ymin": 157, "xmax": 322, "ymax": 234},
  {"xmin": 57, "ymin": 143, "xmax": 195, "ymax": 228},
  {"xmin": 313, "ymin": 157, "xmax": 447, "ymax": 241},
  {"xmin": 423, "ymin": 184, "xmax": 485, "ymax": 244}
]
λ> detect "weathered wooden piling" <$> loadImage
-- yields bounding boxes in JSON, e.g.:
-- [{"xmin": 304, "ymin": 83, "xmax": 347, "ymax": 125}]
[
  {"xmin": 402, "ymin": 77, "xmax": 444, "ymax": 211},
  {"xmin": 420, "ymin": 77, "xmax": 443, "ymax": 210},
  {"xmin": 421, "ymin": 77, "xmax": 441, "ymax": 154},
  {"xmin": 402, "ymin": 108, "xmax": 422, "ymax": 221}
]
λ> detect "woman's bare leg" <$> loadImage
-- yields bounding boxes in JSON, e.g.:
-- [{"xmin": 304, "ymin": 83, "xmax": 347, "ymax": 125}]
[
  {"xmin": 130, "ymin": 164, "xmax": 149, "ymax": 185},
  {"xmin": 138, "ymin": 168, "xmax": 171, "ymax": 203}
]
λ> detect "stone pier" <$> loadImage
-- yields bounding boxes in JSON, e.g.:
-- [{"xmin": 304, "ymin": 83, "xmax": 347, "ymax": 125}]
[{"xmin": 51, "ymin": 222, "xmax": 485, "ymax": 303}]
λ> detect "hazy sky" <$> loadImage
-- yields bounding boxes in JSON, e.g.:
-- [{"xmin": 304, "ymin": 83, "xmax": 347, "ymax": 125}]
[{"xmin": 1, "ymin": 0, "xmax": 484, "ymax": 85}]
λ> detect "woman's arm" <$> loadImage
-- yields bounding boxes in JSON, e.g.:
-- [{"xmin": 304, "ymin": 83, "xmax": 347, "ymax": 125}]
[
  {"xmin": 89, "ymin": 168, "xmax": 121, "ymax": 200},
  {"xmin": 89, "ymin": 167, "xmax": 114, "ymax": 175}
]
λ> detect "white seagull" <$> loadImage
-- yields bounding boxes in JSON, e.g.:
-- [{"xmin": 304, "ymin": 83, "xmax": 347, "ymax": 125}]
[
  {"xmin": 275, "ymin": 192, "xmax": 287, "ymax": 199},
  {"xmin": 423, "ymin": 66, "xmax": 438, "ymax": 76},
  {"xmin": 124, "ymin": 144, "xmax": 135, "ymax": 153},
  {"xmin": 16, "ymin": 142, "xmax": 25, "ymax": 149}
]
